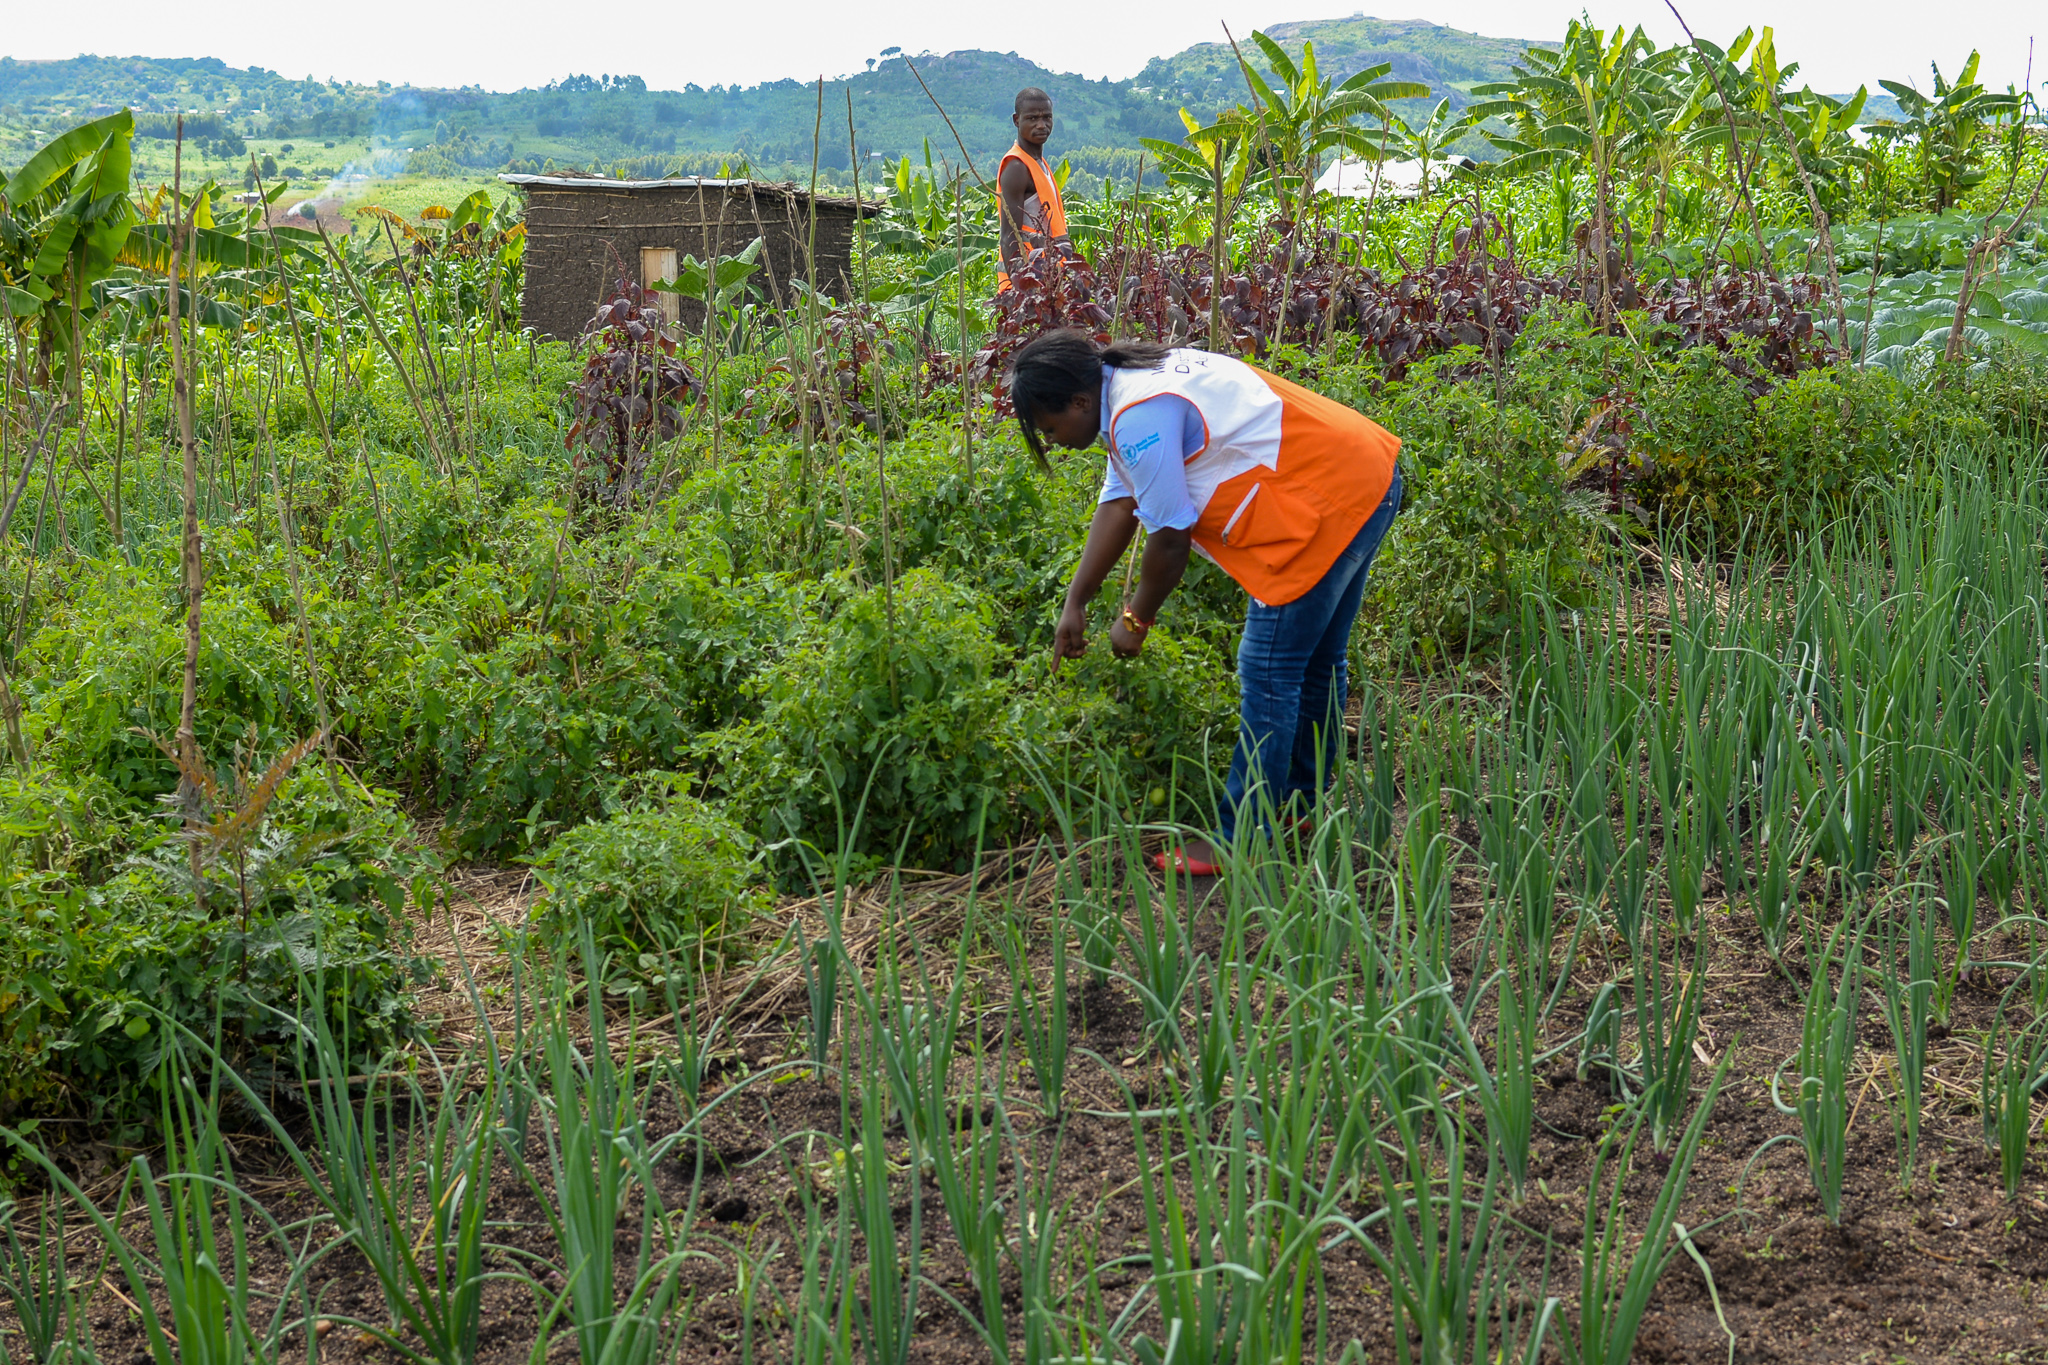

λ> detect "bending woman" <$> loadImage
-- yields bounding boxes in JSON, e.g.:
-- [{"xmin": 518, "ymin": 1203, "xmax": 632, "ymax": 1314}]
[{"xmin": 1014, "ymin": 329, "xmax": 1402, "ymax": 874}]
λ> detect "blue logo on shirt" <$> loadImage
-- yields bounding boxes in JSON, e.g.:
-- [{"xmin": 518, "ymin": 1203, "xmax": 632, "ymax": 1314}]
[{"xmin": 1120, "ymin": 431, "xmax": 1162, "ymax": 460}]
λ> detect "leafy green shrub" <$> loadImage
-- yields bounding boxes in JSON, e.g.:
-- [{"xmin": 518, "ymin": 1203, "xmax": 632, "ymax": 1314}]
[
  {"xmin": 853, "ymin": 441, "xmax": 1094, "ymax": 649},
  {"xmin": 665, "ymin": 434, "xmax": 1116, "ymax": 653},
  {"xmin": 1637, "ymin": 354, "xmax": 1922, "ymax": 534},
  {"xmin": 526, "ymin": 785, "xmax": 767, "ymax": 971},
  {"xmin": 1942, "ymin": 350, "xmax": 2048, "ymax": 446},
  {"xmin": 1754, "ymin": 366, "xmax": 1918, "ymax": 513},
  {"xmin": 24, "ymin": 546, "xmax": 320, "ymax": 799},
  {"xmin": 354, "ymin": 543, "xmax": 806, "ymax": 858},
  {"xmin": 1045, "ymin": 626, "xmax": 1238, "ymax": 819},
  {"xmin": 0, "ymin": 769, "xmax": 123, "ymax": 886},
  {"xmin": 1361, "ymin": 344, "xmax": 1604, "ymax": 661},
  {"xmin": 0, "ymin": 765, "xmax": 432, "ymax": 1141},
  {"xmin": 702, "ymin": 567, "xmax": 1032, "ymax": 874},
  {"xmin": 1634, "ymin": 345, "xmax": 1762, "ymax": 530}
]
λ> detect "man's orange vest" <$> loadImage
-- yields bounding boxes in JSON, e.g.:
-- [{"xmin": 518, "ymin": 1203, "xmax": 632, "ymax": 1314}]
[{"xmin": 996, "ymin": 143, "xmax": 1069, "ymax": 292}]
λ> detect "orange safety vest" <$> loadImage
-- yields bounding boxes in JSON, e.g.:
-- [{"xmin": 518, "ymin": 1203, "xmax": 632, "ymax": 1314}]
[
  {"xmin": 1103, "ymin": 351, "xmax": 1400, "ymax": 606},
  {"xmin": 996, "ymin": 142, "xmax": 1070, "ymax": 291}
]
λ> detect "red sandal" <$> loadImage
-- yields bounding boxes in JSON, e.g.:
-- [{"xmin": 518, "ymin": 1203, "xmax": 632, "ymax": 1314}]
[{"xmin": 1150, "ymin": 847, "xmax": 1224, "ymax": 876}]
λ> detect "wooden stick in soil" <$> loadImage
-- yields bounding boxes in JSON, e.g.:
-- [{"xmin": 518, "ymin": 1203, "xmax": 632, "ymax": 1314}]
[
  {"xmin": 1859, "ymin": 219, "xmax": 1886, "ymax": 367},
  {"xmin": 847, "ymin": 89, "xmax": 899, "ymax": 641},
  {"xmin": 0, "ymin": 352, "xmax": 30, "ymax": 764},
  {"xmin": 310, "ymin": 220, "xmax": 452, "ymax": 480},
  {"xmin": 379, "ymin": 218, "xmax": 465, "ymax": 470},
  {"xmin": 801, "ymin": 77, "xmax": 825, "ymax": 488},
  {"xmin": 13, "ymin": 437, "xmax": 63, "ymax": 652},
  {"xmin": 62, "ymin": 427, "xmax": 116, "ymax": 537},
  {"xmin": 0, "ymin": 398, "xmax": 66, "ymax": 545},
  {"xmin": 953, "ymin": 167, "xmax": 973, "ymax": 480},
  {"xmin": 1942, "ymin": 157, "xmax": 2048, "ymax": 366},
  {"xmin": 1210, "ymin": 137, "xmax": 1228, "ymax": 351},
  {"xmin": 112, "ymin": 337, "xmax": 128, "ymax": 557},
  {"xmin": 1105, "ymin": 153, "xmax": 1148, "ymax": 339},
  {"xmin": 1662, "ymin": 0, "xmax": 1777, "ymax": 283},
  {"xmin": 170, "ymin": 118, "xmax": 208, "ymax": 910},
  {"xmin": 1223, "ymin": 23, "xmax": 1304, "ymax": 335},
  {"xmin": 252, "ymin": 165, "xmax": 340, "ymax": 503},
  {"xmin": 901, "ymin": 55, "xmax": 990, "ymax": 191},
  {"xmin": 1764, "ymin": 86, "xmax": 1850, "ymax": 352},
  {"xmin": 260, "ymin": 416, "xmax": 336, "ymax": 746},
  {"xmin": 698, "ymin": 175, "xmax": 735, "ymax": 471},
  {"xmin": 805, "ymin": 78, "xmax": 862, "ymax": 584},
  {"xmin": 355, "ymin": 433, "xmax": 401, "ymax": 599}
]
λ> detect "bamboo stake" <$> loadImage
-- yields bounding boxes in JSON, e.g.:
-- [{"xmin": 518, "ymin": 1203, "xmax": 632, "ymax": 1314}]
[
  {"xmin": 953, "ymin": 167, "xmax": 973, "ymax": 481},
  {"xmin": 1663, "ymin": 0, "xmax": 1777, "ymax": 281},
  {"xmin": 1764, "ymin": 86, "xmax": 1850, "ymax": 353},
  {"xmin": 170, "ymin": 118, "xmax": 207, "ymax": 911},
  {"xmin": 848, "ymin": 89, "xmax": 899, "ymax": 639}
]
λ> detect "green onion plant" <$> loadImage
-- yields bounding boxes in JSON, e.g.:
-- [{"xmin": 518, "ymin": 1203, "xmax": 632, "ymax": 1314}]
[{"xmin": 1771, "ymin": 920, "xmax": 1861, "ymax": 1224}]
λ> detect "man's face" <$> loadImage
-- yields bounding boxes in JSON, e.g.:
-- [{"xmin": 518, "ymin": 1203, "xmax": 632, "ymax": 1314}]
[{"xmin": 1014, "ymin": 99, "xmax": 1054, "ymax": 147}]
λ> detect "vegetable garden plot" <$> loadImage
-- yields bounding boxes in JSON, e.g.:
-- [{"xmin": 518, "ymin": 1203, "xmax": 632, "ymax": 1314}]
[
  {"xmin": 12, "ymin": 445, "xmax": 2048, "ymax": 1363},
  {"xmin": 6, "ymin": 31, "xmax": 2048, "ymax": 1359}
]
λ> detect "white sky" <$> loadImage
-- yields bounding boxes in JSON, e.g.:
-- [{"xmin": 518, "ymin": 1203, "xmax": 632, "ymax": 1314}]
[{"xmin": 7, "ymin": 1, "xmax": 2041, "ymax": 100}]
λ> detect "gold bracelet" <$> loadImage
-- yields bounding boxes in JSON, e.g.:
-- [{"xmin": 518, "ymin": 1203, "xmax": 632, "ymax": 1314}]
[{"xmin": 1121, "ymin": 606, "xmax": 1154, "ymax": 634}]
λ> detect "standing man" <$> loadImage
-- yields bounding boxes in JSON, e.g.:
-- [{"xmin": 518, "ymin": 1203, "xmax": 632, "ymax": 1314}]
[{"xmin": 997, "ymin": 87, "xmax": 1079, "ymax": 290}]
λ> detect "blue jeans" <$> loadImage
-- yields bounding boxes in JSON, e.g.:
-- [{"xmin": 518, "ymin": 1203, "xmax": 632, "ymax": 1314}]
[{"xmin": 1217, "ymin": 467, "xmax": 1403, "ymax": 843}]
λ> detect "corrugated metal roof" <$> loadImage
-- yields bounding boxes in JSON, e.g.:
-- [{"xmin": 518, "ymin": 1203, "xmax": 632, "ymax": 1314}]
[
  {"xmin": 498, "ymin": 173, "xmax": 875, "ymax": 210},
  {"xmin": 499, "ymin": 174, "xmax": 759, "ymax": 189}
]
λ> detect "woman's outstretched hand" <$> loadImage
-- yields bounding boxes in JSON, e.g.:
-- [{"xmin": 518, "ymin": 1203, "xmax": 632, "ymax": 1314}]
[
  {"xmin": 1108, "ymin": 616, "xmax": 1145, "ymax": 659},
  {"xmin": 1053, "ymin": 601, "xmax": 1089, "ymax": 670}
]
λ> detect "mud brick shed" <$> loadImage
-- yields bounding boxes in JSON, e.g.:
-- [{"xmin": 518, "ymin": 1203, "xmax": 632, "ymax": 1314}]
[{"xmin": 502, "ymin": 173, "xmax": 873, "ymax": 339}]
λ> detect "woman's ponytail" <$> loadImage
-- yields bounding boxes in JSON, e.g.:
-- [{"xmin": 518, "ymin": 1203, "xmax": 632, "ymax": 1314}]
[{"xmin": 1100, "ymin": 338, "xmax": 1172, "ymax": 369}]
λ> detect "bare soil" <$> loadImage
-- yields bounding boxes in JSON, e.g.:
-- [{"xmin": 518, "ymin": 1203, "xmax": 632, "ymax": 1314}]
[{"xmin": 23, "ymin": 849, "xmax": 2048, "ymax": 1365}]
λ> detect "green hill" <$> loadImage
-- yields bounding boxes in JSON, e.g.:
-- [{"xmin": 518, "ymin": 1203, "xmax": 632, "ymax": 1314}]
[
  {"xmin": 1136, "ymin": 14, "xmax": 1555, "ymax": 117},
  {"xmin": 0, "ymin": 18, "xmax": 1552, "ymax": 187}
]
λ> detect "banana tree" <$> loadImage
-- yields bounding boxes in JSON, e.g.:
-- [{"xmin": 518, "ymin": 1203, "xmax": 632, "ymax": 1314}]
[
  {"xmin": 105, "ymin": 179, "xmax": 314, "ymax": 337},
  {"xmin": 1774, "ymin": 86, "xmax": 1872, "ymax": 218},
  {"xmin": 357, "ymin": 190, "xmax": 525, "ymax": 327},
  {"xmin": 1142, "ymin": 109, "xmax": 1258, "ymax": 346},
  {"xmin": 1871, "ymin": 54, "xmax": 2019, "ymax": 210},
  {"xmin": 1992, "ymin": 87, "xmax": 2041, "ymax": 186},
  {"xmin": 1470, "ymin": 23, "xmax": 1660, "ymax": 318},
  {"xmin": 1225, "ymin": 33, "xmax": 1429, "ymax": 218},
  {"xmin": 1661, "ymin": 28, "xmax": 1796, "ymax": 272},
  {"xmin": 875, "ymin": 139, "xmax": 995, "ymax": 256},
  {"xmin": 0, "ymin": 110, "xmax": 137, "ymax": 388},
  {"xmin": 1379, "ymin": 98, "xmax": 1482, "ymax": 196},
  {"xmin": 1626, "ymin": 60, "xmax": 1708, "ymax": 244}
]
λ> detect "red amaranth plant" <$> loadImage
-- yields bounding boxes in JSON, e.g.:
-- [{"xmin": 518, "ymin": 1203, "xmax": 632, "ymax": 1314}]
[
  {"xmin": 1636, "ymin": 272, "xmax": 1841, "ymax": 390},
  {"xmin": 756, "ymin": 299, "xmax": 896, "ymax": 436},
  {"xmin": 968, "ymin": 251, "xmax": 1113, "ymax": 414},
  {"xmin": 967, "ymin": 208, "xmax": 1841, "ymax": 409},
  {"xmin": 565, "ymin": 277, "xmax": 697, "ymax": 499}
]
